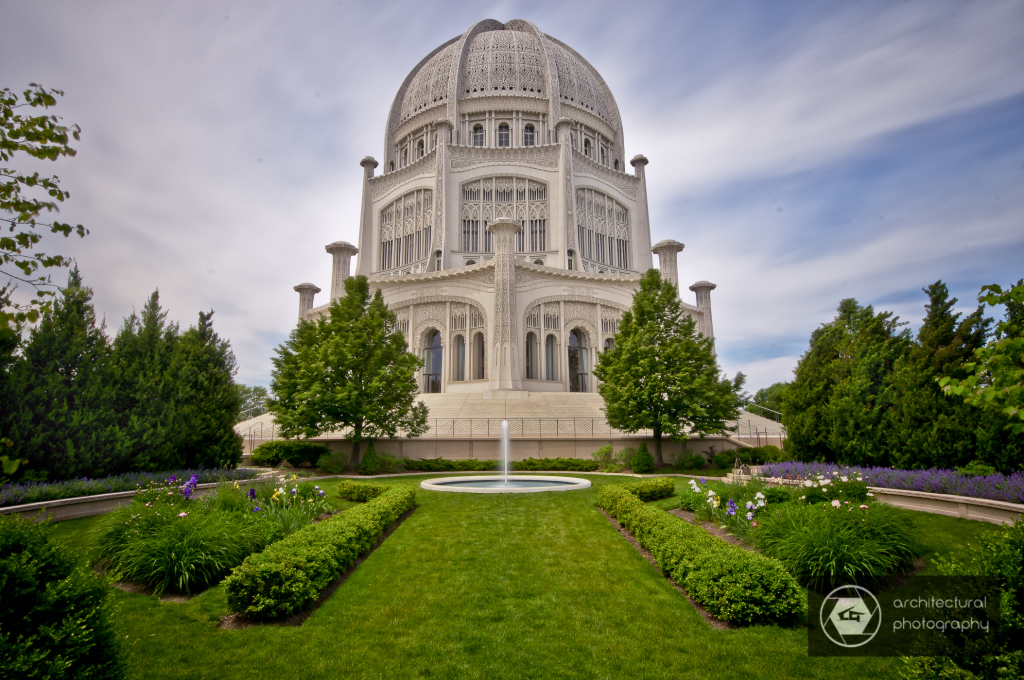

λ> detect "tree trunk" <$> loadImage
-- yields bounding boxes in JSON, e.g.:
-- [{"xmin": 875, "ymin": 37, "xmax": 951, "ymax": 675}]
[
  {"xmin": 653, "ymin": 426, "xmax": 664, "ymax": 467},
  {"xmin": 350, "ymin": 423, "xmax": 362, "ymax": 470}
]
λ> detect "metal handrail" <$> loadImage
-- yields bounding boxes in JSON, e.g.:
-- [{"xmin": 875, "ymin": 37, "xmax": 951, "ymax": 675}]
[{"xmin": 744, "ymin": 404, "xmax": 783, "ymax": 422}]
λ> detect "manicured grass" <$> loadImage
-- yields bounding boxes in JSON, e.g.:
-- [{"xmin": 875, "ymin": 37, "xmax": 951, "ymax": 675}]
[{"xmin": 39, "ymin": 475, "xmax": 992, "ymax": 679}]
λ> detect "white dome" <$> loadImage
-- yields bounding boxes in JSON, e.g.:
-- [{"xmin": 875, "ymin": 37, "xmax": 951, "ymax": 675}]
[{"xmin": 385, "ymin": 19, "xmax": 624, "ymax": 159}]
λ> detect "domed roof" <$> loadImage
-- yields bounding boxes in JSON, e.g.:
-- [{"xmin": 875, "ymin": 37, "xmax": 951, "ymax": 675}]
[{"xmin": 385, "ymin": 20, "xmax": 624, "ymax": 157}]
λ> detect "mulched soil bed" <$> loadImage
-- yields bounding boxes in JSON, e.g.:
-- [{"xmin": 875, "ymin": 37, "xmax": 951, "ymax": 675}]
[
  {"xmin": 599, "ymin": 508, "xmax": 731, "ymax": 630},
  {"xmin": 668, "ymin": 508, "xmax": 757, "ymax": 552},
  {"xmin": 219, "ymin": 505, "xmax": 418, "ymax": 629}
]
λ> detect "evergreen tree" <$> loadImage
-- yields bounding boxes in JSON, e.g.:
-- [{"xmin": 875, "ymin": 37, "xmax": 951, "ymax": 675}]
[
  {"xmin": 170, "ymin": 310, "xmax": 242, "ymax": 469},
  {"xmin": 781, "ymin": 299, "xmax": 911, "ymax": 464},
  {"xmin": 268, "ymin": 276, "xmax": 428, "ymax": 467},
  {"xmin": 593, "ymin": 269, "xmax": 744, "ymax": 466},
  {"xmin": 108, "ymin": 291, "xmax": 180, "ymax": 471},
  {"xmin": 6, "ymin": 268, "xmax": 119, "ymax": 478}
]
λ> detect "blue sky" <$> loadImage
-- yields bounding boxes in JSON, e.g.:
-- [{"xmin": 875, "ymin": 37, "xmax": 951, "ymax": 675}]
[{"xmin": 1, "ymin": 0, "xmax": 1022, "ymax": 392}]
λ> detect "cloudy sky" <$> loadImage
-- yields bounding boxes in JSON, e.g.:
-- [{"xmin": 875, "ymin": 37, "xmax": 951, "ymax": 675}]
[{"xmin": 2, "ymin": 0, "xmax": 1022, "ymax": 393}]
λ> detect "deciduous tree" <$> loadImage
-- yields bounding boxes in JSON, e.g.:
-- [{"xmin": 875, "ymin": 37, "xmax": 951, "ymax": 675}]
[{"xmin": 593, "ymin": 269, "xmax": 744, "ymax": 466}]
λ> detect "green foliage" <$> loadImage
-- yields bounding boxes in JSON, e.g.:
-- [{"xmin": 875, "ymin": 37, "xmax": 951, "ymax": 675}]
[
  {"xmin": 358, "ymin": 444, "xmax": 381, "ymax": 475},
  {"xmin": 599, "ymin": 485, "xmax": 804, "ymax": 626},
  {"xmin": 670, "ymin": 453, "xmax": 706, "ymax": 471},
  {"xmin": 782, "ymin": 283, "xmax": 1023, "ymax": 471},
  {"xmin": 269, "ymin": 276, "xmax": 428, "ymax": 467},
  {"xmin": 402, "ymin": 458, "xmax": 497, "ymax": 472},
  {"xmin": 0, "ymin": 515, "xmax": 124, "ymax": 679},
  {"xmin": 236, "ymin": 384, "xmax": 268, "ymax": 421},
  {"xmin": 512, "ymin": 457, "xmax": 599, "ymax": 472},
  {"xmin": 798, "ymin": 476, "xmax": 869, "ymax": 505},
  {"xmin": 630, "ymin": 443, "xmax": 655, "ymax": 473},
  {"xmin": 752, "ymin": 382, "xmax": 788, "ymax": 413},
  {"xmin": 594, "ymin": 269, "xmax": 745, "ymax": 466},
  {"xmin": 223, "ymin": 485, "xmax": 416, "ymax": 621},
  {"xmin": 316, "ymin": 450, "xmax": 349, "ymax": 475},
  {"xmin": 955, "ymin": 460, "xmax": 1000, "ymax": 477},
  {"xmin": 752, "ymin": 501, "xmax": 920, "ymax": 591},
  {"xmin": 711, "ymin": 452, "xmax": 733, "ymax": 469},
  {"xmin": 941, "ymin": 281, "xmax": 1024, "ymax": 436},
  {"xmin": 1, "ymin": 84, "xmax": 88, "ymax": 331},
  {"xmin": 337, "ymin": 480, "xmax": 390, "ymax": 502},
  {"xmin": 590, "ymin": 445, "xmax": 613, "ymax": 464},
  {"xmin": 619, "ymin": 477, "xmax": 675, "ymax": 501},
  {"xmin": 251, "ymin": 441, "xmax": 330, "ymax": 468},
  {"xmin": 745, "ymin": 445, "xmax": 789, "ymax": 463}
]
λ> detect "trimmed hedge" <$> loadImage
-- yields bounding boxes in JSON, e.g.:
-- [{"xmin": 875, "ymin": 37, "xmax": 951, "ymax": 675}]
[
  {"xmin": 223, "ymin": 485, "xmax": 415, "ymax": 621},
  {"xmin": 619, "ymin": 477, "xmax": 676, "ymax": 501},
  {"xmin": 512, "ymin": 457, "xmax": 599, "ymax": 472},
  {"xmin": 599, "ymin": 486, "xmax": 803, "ymax": 626},
  {"xmin": 250, "ymin": 441, "xmax": 331, "ymax": 468},
  {"xmin": 1, "ymin": 516, "xmax": 125, "ymax": 679},
  {"xmin": 402, "ymin": 458, "xmax": 497, "ymax": 472},
  {"xmin": 337, "ymin": 480, "xmax": 390, "ymax": 502}
]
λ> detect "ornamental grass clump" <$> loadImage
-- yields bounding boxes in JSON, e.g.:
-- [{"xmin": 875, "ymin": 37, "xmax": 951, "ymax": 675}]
[{"xmin": 751, "ymin": 501, "xmax": 920, "ymax": 592}]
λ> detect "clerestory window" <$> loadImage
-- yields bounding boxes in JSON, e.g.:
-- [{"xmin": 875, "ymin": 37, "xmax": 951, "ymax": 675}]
[
  {"xmin": 497, "ymin": 124, "xmax": 510, "ymax": 147},
  {"xmin": 523, "ymin": 125, "xmax": 535, "ymax": 147},
  {"xmin": 473, "ymin": 125, "xmax": 484, "ymax": 147}
]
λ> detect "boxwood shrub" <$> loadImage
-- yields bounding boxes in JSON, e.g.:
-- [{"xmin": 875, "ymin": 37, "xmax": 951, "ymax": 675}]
[
  {"xmin": 223, "ymin": 485, "xmax": 415, "ymax": 621},
  {"xmin": 402, "ymin": 458, "xmax": 497, "ymax": 472},
  {"xmin": 619, "ymin": 477, "xmax": 676, "ymax": 501},
  {"xmin": 512, "ymin": 457, "xmax": 599, "ymax": 472},
  {"xmin": 599, "ymin": 486, "xmax": 803, "ymax": 626},
  {"xmin": 0, "ymin": 516, "xmax": 125, "ymax": 679},
  {"xmin": 251, "ymin": 441, "xmax": 331, "ymax": 468},
  {"xmin": 630, "ymin": 444, "xmax": 655, "ymax": 473},
  {"xmin": 337, "ymin": 480, "xmax": 390, "ymax": 502}
]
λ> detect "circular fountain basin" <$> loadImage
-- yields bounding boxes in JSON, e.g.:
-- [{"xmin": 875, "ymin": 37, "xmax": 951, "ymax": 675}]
[{"xmin": 420, "ymin": 475, "xmax": 592, "ymax": 494}]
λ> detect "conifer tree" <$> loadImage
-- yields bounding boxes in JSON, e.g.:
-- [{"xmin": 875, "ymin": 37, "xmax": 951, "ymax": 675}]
[
  {"xmin": 171, "ymin": 310, "xmax": 242, "ymax": 468},
  {"xmin": 593, "ymin": 269, "xmax": 744, "ymax": 466},
  {"xmin": 7, "ymin": 268, "xmax": 119, "ymax": 478},
  {"xmin": 109, "ymin": 291, "xmax": 180, "ymax": 471},
  {"xmin": 268, "ymin": 276, "xmax": 428, "ymax": 467}
]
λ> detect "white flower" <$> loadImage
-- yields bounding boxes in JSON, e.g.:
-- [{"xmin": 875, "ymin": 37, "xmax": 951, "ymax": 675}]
[
  {"xmin": 745, "ymin": 501, "xmax": 754, "ymax": 510},
  {"xmin": 756, "ymin": 500, "xmax": 765, "ymax": 508},
  {"xmin": 804, "ymin": 480, "xmax": 814, "ymax": 487},
  {"xmin": 799, "ymin": 495, "xmax": 806, "ymax": 500},
  {"xmin": 819, "ymin": 479, "xmax": 831, "ymax": 486},
  {"xmin": 746, "ymin": 512, "xmax": 753, "ymax": 520},
  {"xmin": 840, "ymin": 476, "xmax": 849, "ymax": 483},
  {"xmin": 831, "ymin": 500, "xmax": 841, "ymax": 508},
  {"xmin": 866, "ymin": 492, "xmax": 874, "ymax": 497},
  {"xmin": 754, "ymin": 492, "xmax": 765, "ymax": 500}
]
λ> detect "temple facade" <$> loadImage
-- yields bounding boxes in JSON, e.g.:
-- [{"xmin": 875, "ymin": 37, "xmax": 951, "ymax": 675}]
[{"xmin": 294, "ymin": 19, "xmax": 716, "ymax": 396}]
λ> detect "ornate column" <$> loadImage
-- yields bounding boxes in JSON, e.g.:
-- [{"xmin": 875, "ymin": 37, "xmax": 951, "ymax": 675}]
[
  {"xmin": 325, "ymin": 241, "xmax": 358, "ymax": 302},
  {"xmin": 432, "ymin": 118, "xmax": 452, "ymax": 271},
  {"xmin": 631, "ymin": 154, "xmax": 653, "ymax": 271},
  {"xmin": 689, "ymin": 281, "xmax": 718, "ymax": 355},
  {"xmin": 487, "ymin": 219, "xmax": 524, "ymax": 392},
  {"xmin": 651, "ymin": 239, "xmax": 685, "ymax": 289},
  {"xmin": 354, "ymin": 156, "xmax": 377, "ymax": 276},
  {"xmin": 556, "ymin": 117, "xmax": 578, "ymax": 271},
  {"xmin": 293, "ymin": 283, "xmax": 320, "ymax": 322}
]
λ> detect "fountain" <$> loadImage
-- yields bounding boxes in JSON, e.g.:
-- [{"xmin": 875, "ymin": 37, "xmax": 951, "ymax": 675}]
[{"xmin": 419, "ymin": 420, "xmax": 592, "ymax": 494}]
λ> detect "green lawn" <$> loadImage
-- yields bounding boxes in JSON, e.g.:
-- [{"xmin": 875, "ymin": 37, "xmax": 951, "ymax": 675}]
[{"xmin": 40, "ymin": 475, "xmax": 998, "ymax": 680}]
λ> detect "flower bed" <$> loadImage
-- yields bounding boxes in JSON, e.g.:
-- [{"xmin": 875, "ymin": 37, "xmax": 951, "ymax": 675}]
[
  {"xmin": 0, "ymin": 468, "xmax": 261, "ymax": 508},
  {"xmin": 599, "ymin": 485, "xmax": 803, "ymax": 626},
  {"xmin": 758, "ymin": 461, "xmax": 1024, "ymax": 504}
]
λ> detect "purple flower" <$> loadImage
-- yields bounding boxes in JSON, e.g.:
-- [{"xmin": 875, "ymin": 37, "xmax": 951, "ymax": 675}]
[
  {"xmin": 168, "ymin": 476, "xmax": 177, "ymax": 483},
  {"xmin": 252, "ymin": 506, "xmax": 261, "ymax": 513},
  {"xmin": 247, "ymin": 488, "xmax": 256, "ymax": 500}
]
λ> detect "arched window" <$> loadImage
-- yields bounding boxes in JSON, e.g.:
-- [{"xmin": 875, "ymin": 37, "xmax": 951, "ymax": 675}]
[
  {"xmin": 497, "ymin": 124, "xmax": 510, "ymax": 147},
  {"xmin": 417, "ymin": 140, "xmax": 424, "ymax": 158},
  {"xmin": 465, "ymin": 259, "xmax": 476, "ymax": 266},
  {"xmin": 389, "ymin": 161, "xmax": 395, "ymax": 172},
  {"xmin": 473, "ymin": 125, "xmax": 484, "ymax": 147},
  {"xmin": 524, "ymin": 125, "xmax": 535, "ymax": 147},
  {"xmin": 423, "ymin": 330, "xmax": 443, "ymax": 393},
  {"xmin": 613, "ymin": 159, "xmax": 619, "ymax": 171},
  {"xmin": 402, "ymin": 149, "xmax": 408, "ymax": 166},
  {"xmin": 568, "ymin": 329, "xmax": 588, "ymax": 392},
  {"xmin": 604, "ymin": 337, "xmax": 614, "ymax": 351},
  {"xmin": 434, "ymin": 250, "xmax": 442, "ymax": 271},
  {"xmin": 453, "ymin": 335, "xmax": 466, "ymax": 381},
  {"xmin": 583, "ymin": 139, "xmax": 591, "ymax": 157},
  {"xmin": 473, "ymin": 331, "xmax": 485, "ymax": 379},
  {"xmin": 525, "ymin": 331, "xmax": 537, "ymax": 380},
  {"xmin": 545, "ymin": 334, "xmax": 557, "ymax": 381},
  {"xmin": 567, "ymin": 250, "xmax": 574, "ymax": 271},
  {"xmin": 600, "ymin": 147, "xmax": 607, "ymax": 165}
]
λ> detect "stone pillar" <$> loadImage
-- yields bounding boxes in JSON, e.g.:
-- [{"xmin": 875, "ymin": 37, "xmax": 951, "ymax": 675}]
[
  {"xmin": 325, "ymin": 241, "xmax": 358, "ymax": 302},
  {"xmin": 355, "ymin": 156, "xmax": 377, "ymax": 276},
  {"xmin": 630, "ymin": 154, "xmax": 653, "ymax": 271},
  {"xmin": 689, "ymin": 281, "xmax": 717, "ymax": 354},
  {"xmin": 432, "ymin": 118, "xmax": 452, "ymax": 271},
  {"xmin": 293, "ymin": 283, "xmax": 320, "ymax": 322},
  {"xmin": 651, "ymin": 239, "xmax": 685, "ymax": 289},
  {"xmin": 487, "ymin": 219, "xmax": 523, "ymax": 392},
  {"xmin": 556, "ymin": 117, "xmax": 579, "ymax": 271}
]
